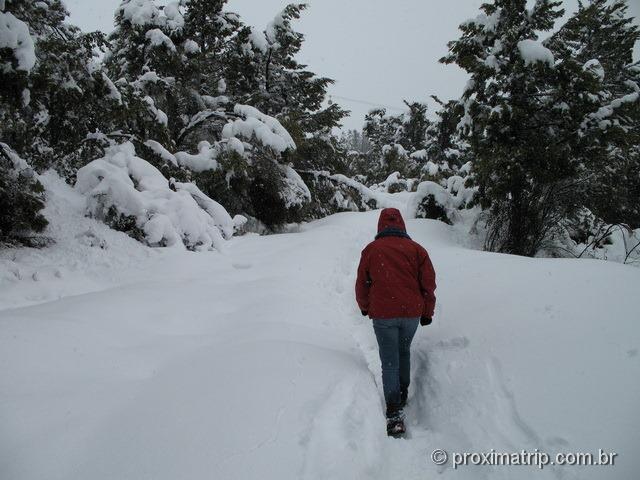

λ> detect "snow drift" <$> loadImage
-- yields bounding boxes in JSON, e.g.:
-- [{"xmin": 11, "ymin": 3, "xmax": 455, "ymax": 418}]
[
  {"xmin": 75, "ymin": 142, "xmax": 242, "ymax": 250},
  {"xmin": 1, "ymin": 208, "xmax": 638, "ymax": 480}
]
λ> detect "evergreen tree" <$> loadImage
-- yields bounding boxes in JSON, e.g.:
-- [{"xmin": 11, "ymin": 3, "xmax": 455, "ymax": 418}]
[
  {"xmin": 1, "ymin": 0, "xmax": 120, "ymax": 177},
  {"xmin": 442, "ymin": 0, "xmax": 573, "ymax": 256},
  {"xmin": 423, "ymin": 97, "xmax": 469, "ymax": 178},
  {"xmin": 548, "ymin": 0, "xmax": 640, "ymax": 229},
  {"xmin": 400, "ymin": 100, "xmax": 430, "ymax": 152},
  {"xmin": 106, "ymin": 0, "xmax": 186, "ymax": 150},
  {"xmin": 340, "ymin": 129, "xmax": 372, "ymax": 155},
  {"xmin": 229, "ymin": 4, "xmax": 345, "ymax": 127},
  {"xmin": 0, "ymin": 143, "xmax": 47, "ymax": 245},
  {"xmin": 0, "ymin": 1, "xmax": 47, "ymax": 243},
  {"xmin": 362, "ymin": 102, "xmax": 431, "ymax": 182}
]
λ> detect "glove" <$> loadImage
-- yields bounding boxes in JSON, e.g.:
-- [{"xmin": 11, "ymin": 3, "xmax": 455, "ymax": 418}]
[
  {"xmin": 361, "ymin": 310, "xmax": 368, "ymax": 317},
  {"xmin": 420, "ymin": 316, "xmax": 432, "ymax": 326}
]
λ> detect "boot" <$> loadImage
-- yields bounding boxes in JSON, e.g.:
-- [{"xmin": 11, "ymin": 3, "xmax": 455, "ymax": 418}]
[{"xmin": 386, "ymin": 403, "xmax": 406, "ymax": 437}]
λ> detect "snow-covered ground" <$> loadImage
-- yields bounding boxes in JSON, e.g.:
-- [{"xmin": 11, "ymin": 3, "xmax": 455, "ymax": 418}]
[{"xmin": 1, "ymin": 175, "xmax": 639, "ymax": 480}]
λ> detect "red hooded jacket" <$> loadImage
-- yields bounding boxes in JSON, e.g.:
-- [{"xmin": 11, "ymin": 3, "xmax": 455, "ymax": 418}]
[{"xmin": 355, "ymin": 208, "xmax": 436, "ymax": 319}]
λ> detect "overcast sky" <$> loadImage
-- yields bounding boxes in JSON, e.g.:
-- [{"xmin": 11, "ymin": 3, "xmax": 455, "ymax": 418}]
[{"xmin": 64, "ymin": 0, "xmax": 640, "ymax": 130}]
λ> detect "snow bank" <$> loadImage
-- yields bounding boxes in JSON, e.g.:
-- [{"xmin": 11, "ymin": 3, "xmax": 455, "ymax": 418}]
[
  {"xmin": 517, "ymin": 39, "xmax": 554, "ymax": 66},
  {"xmin": 3, "ymin": 209, "xmax": 637, "ymax": 480},
  {"xmin": 0, "ymin": 10, "xmax": 36, "ymax": 71},
  {"xmin": 0, "ymin": 171, "xmax": 156, "ymax": 310},
  {"xmin": 75, "ymin": 142, "xmax": 233, "ymax": 250},
  {"xmin": 408, "ymin": 181, "xmax": 457, "ymax": 222}
]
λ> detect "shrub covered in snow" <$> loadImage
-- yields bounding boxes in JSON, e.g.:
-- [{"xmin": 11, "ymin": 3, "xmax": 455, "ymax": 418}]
[
  {"xmin": 408, "ymin": 177, "xmax": 477, "ymax": 225},
  {"xmin": 298, "ymin": 171, "xmax": 378, "ymax": 218},
  {"xmin": 0, "ymin": 143, "xmax": 48, "ymax": 245},
  {"xmin": 551, "ymin": 208, "xmax": 640, "ymax": 264},
  {"xmin": 75, "ymin": 142, "xmax": 241, "ymax": 250},
  {"xmin": 409, "ymin": 182, "xmax": 456, "ymax": 225}
]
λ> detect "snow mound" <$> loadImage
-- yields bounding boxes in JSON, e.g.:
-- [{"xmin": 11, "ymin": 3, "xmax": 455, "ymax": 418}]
[
  {"xmin": 517, "ymin": 39, "xmax": 554, "ymax": 66},
  {"xmin": 0, "ymin": 171, "xmax": 157, "ymax": 311},
  {"xmin": 3, "ymin": 208, "xmax": 637, "ymax": 480},
  {"xmin": 222, "ymin": 104, "xmax": 296, "ymax": 154},
  {"xmin": 408, "ymin": 180, "xmax": 477, "ymax": 225},
  {"xmin": 75, "ymin": 142, "xmax": 234, "ymax": 250},
  {"xmin": 0, "ymin": 10, "xmax": 36, "ymax": 71}
]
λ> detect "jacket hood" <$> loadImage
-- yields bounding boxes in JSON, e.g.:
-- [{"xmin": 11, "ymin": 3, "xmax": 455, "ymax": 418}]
[{"xmin": 377, "ymin": 208, "xmax": 407, "ymax": 234}]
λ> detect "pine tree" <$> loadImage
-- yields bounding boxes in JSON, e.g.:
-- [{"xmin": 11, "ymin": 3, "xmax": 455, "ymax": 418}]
[
  {"xmin": 548, "ymin": 0, "xmax": 640, "ymax": 230},
  {"xmin": 0, "ymin": 1, "xmax": 47, "ymax": 243},
  {"xmin": 442, "ymin": 0, "xmax": 574, "ymax": 256},
  {"xmin": 1, "ymin": 0, "xmax": 119, "ymax": 173},
  {"xmin": 361, "ymin": 103, "xmax": 431, "ymax": 182},
  {"xmin": 105, "ymin": 0, "xmax": 186, "ymax": 150},
  {"xmin": 400, "ymin": 101, "xmax": 430, "ymax": 152},
  {"xmin": 423, "ymin": 97, "xmax": 469, "ymax": 178},
  {"xmin": 216, "ymin": 3, "xmax": 350, "ymax": 224},
  {"xmin": 225, "ymin": 3, "xmax": 347, "ymax": 136}
]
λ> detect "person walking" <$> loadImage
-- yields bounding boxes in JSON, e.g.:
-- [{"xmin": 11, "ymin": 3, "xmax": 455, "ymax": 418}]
[{"xmin": 355, "ymin": 208, "xmax": 436, "ymax": 437}]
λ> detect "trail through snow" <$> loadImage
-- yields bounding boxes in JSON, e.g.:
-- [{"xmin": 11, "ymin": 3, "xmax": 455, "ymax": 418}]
[{"xmin": 1, "ymin": 193, "xmax": 639, "ymax": 479}]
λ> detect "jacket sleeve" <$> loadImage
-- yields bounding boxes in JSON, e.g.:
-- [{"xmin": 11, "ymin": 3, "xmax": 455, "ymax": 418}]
[
  {"xmin": 418, "ymin": 247, "xmax": 436, "ymax": 318},
  {"xmin": 355, "ymin": 248, "xmax": 371, "ymax": 312}
]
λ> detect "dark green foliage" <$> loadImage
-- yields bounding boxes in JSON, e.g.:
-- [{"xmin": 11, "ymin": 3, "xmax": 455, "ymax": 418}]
[
  {"xmin": 442, "ymin": 0, "xmax": 581, "ymax": 256},
  {"xmin": 415, "ymin": 194, "xmax": 452, "ymax": 225},
  {"xmin": 1, "ymin": 1, "xmax": 125, "ymax": 179},
  {"xmin": 547, "ymin": 0, "xmax": 640, "ymax": 229},
  {"xmin": 0, "ymin": 146, "xmax": 48, "ymax": 244},
  {"xmin": 102, "ymin": 206, "xmax": 145, "ymax": 243},
  {"xmin": 363, "ymin": 108, "xmax": 402, "ymax": 158},
  {"xmin": 361, "ymin": 104, "xmax": 429, "ymax": 182},
  {"xmin": 401, "ymin": 101, "xmax": 429, "ymax": 152},
  {"xmin": 299, "ymin": 171, "xmax": 377, "ymax": 219},
  {"xmin": 248, "ymin": 158, "xmax": 292, "ymax": 228},
  {"xmin": 191, "ymin": 151, "xmax": 251, "ymax": 217},
  {"xmin": 424, "ymin": 97, "xmax": 469, "ymax": 175}
]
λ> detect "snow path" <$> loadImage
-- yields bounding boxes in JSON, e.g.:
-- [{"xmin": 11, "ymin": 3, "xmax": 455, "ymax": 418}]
[{"xmin": 1, "ymin": 210, "xmax": 639, "ymax": 480}]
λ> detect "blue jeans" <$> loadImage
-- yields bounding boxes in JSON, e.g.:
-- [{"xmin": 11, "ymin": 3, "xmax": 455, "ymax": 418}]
[{"xmin": 372, "ymin": 317, "xmax": 420, "ymax": 413}]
